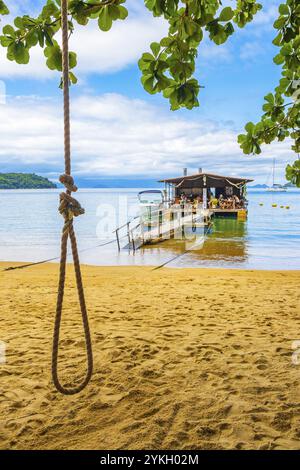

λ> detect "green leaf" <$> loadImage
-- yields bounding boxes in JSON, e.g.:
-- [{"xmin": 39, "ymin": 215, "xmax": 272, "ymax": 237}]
[
  {"xmin": 219, "ymin": 7, "xmax": 234, "ymax": 22},
  {"xmin": 264, "ymin": 93, "xmax": 274, "ymax": 104},
  {"xmin": 26, "ymin": 29, "xmax": 39, "ymax": 48},
  {"xmin": 118, "ymin": 5, "xmax": 128, "ymax": 20},
  {"xmin": 3, "ymin": 25, "xmax": 15, "ymax": 37},
  {"xmin": 278, "ymin": 4, "xmax": 289, "ymax": 16},
  {"xmin": 160, "ymin": 37, "xmax": 172, "ymax": 47},
  {"xmin": 0, "ymin": 34, "xmax": 12, "ymax": 46},
  {"xmin": 69, "ymin": 71, "xmax": 78, "ymax": 85},
  {"xmin": 44, "ymin": 43, "xmax": 62, "ymax": 71},
  {"xmin": 245, "ymin": 122, "xmax": 255, "ymax": 134},
  {"xmin": 225, "ymin": 22, "xmax": 235, "ymax": 36},
  {"xmin": 141, "ymin": 75, "xmax": 156, "ymax": 94},
  {"xmin": 272, "ymin": 32, "xmax": 282, "ymax": 46},
  {"xmin": 98, "ymin": 7, "xmax": 113, "ymax": 32},
  {"xmin": 273, "ymin": 53, "xmax": 284, "ymax": 65},
  {"xmin": 69, "ymin": 51, "xmax": 77, "ymax": 69},
  {"xmin": 150, "ymin": 42, "xmax": 160, "ymax": 57},
  {"xmin": 0, "ymin": 1, "xmax": 9, "ymax": 15},
  {"xmin": 213, "ymin": 30, "xmax": 227, "ymax": 45},
  {"xmin": 44, "ymin": 27, "xmax": 54, "ymax": 47},
  {"xmin": 14, "ymin": 17, "xmax": 25, "ymax": 29},
  {"xmin": 41, "ymin": 1, "xmax": 59, "ymax": 19},
  {"xmin": 108, "ymin": 5, "xmax": 120, "ymax": 21},
  {"xmin": 10, "ymin": 42, "xmax": 30, "ymax": 64},
  {"xmin": 273, "ymin": 16, "xmax": 287, "ymax": 30},
  {"xmin": 38, "ymin": 29, "xmax": 45, "ymax": 48}
]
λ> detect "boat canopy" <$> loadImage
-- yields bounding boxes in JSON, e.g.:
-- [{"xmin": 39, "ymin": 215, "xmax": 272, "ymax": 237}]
[
  {"xmin": 138, "ymin": 190, "xmax": 165, "ymax": 204},
  {"xmin": 159, "ymin": 172, "xmax": 253, "ymax": 189}
]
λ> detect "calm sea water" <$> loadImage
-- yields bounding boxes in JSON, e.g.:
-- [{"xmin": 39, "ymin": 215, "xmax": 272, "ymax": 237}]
[{"xmin": 0, "ymin": 188, "xmax": 299, "ymax": 270}]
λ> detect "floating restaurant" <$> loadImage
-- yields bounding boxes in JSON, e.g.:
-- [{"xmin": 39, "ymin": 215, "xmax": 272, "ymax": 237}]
[
  {"xmin": 115, "ymin": 169, "xmax": 254, "ymax": 250},
  {"xmin": 160, "ymin": 168, "xmax": 253, "ymax": 218}
]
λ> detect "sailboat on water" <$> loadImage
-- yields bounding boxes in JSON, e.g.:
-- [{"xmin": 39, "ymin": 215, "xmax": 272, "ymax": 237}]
[{"xmin": 267, "ymin": 158, "xmax": 287, "ymax": 192}]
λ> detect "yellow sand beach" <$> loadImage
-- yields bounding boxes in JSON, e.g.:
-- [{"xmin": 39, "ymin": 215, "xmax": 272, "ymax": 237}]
[{"xmin": 0, "ymin": 262, "xmax": 300, "ymax": 450}]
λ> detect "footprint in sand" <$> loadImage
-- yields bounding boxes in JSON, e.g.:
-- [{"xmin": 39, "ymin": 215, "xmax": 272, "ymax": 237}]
[
  {"xmin": 219, "ymin": 422, "xmax": 231, "ymax": 431},
  {"xmin": 197, "ymin": 426, "xmax": 217, "ymax": 438},
  {"xmin": 255, "ymin": 357, "xmax": 269, "ymax": 370},
  {"xmin": 272, "ymin": 412, "xmax": 292, "ymax": 432}
]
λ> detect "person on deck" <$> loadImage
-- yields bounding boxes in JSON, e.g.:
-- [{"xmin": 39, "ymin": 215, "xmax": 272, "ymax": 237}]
[
  {"xmin": 180, "ymin": 193, "xmax": 187, "ymax": 206},
  {"xmin": 219, "ymin": 194, "xmax": 225, "ymax": 209},
  {"xmin": 209, "ymin": 197, "xmax": 218, "ymax": 209},
  {"xmin": 233, "ymin": 195, "xmax": 240, "ymax": 209}
]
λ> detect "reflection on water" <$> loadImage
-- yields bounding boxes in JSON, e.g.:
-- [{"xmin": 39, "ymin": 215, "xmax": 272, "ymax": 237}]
[
  {"xmin": 130, "ymin": 189, "xmax": 300, "ymax": 269},
  {"xmin": 196, "ymin": 218, "xmax": 248, "ymax": 262},
  {"xmin": 142, "ymin": 217, "xmax": 249, "ymax": 266},
  {"xmin": 0, "ymin": 188, "xmax": 299, "ymax": 269}
]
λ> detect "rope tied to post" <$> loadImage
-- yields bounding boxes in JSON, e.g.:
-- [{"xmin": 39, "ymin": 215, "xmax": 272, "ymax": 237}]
[{"xmin": 52, "ymin": 0, "xmax": 93, "ymax": 396}]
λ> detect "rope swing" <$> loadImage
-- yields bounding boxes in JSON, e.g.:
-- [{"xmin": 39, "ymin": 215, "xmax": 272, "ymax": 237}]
[{"xmin": 51, "ymin": 0, "xmax": 93, "ymax": 395}]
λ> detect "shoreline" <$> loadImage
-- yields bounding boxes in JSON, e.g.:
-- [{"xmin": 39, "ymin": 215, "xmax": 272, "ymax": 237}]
[
  {"xmin": 1, "ymin": 263, "xmax": 300, "ymax": 449},
  {"xmin": 1, "ymin": 260, "xmax": 300, "ymax": 273}
]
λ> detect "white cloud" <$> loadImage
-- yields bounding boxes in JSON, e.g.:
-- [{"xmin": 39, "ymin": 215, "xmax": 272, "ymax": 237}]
[
  {"xmin": 0, "ymin": 93, "xmax": 294, "ymax": 183},
  {"xmin": 240, "ymin": 40, "xmax": 267, "ymax": 61},
  {"xmin": 251, "ymin": 2, "xmax": 278, "ymax": 26},
  {"xmin": 0, "ymin": 0, "xmax": 167, "ymax": 79},
  {"xmin": 71, "ymin": 16, "xmax": 166, "ymax": 75},
  {"xmin": 198, "ymin": 39, "xmax": 232, "ymax": 63},
  {"xmin": 214, "ymin": 1, "xmax": 281, "ymax": 65},
  {"xmin": 0, "ymin": 1, "xmax": 279, "ymax": 80},
  {"xmin": 200, "ymin": 1, "xmax": 280, "ymax": 67}
]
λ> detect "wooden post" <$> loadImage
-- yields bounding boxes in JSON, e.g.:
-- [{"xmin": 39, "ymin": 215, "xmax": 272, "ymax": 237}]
[
  {"xmin": 203, "ymin": 188, "xmax": 207, "ymax": 210},
  {"xmin": 127, "ymin": 222, "xmax": 131, "ymax": 247},
  {"xmin": 116, "ymin": 229, "xmax": 121, "ymax": 252},
  {"xmin": 141, "ymin": 219, "xmax": 145, "ymax": 245},
  {"xmin": 131, "ymin": 230, "xmax": 136, "ymax": 252},
  {"xmin": 158, "ymin": 210, "xmax": 162, "ymax": 238},
  {"xmin": 149, "ymin": 206, "xmax": 152, "ymax": 232}
]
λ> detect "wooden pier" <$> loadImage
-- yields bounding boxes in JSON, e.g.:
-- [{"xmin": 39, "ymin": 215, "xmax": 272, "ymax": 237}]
[{"xmin": 115, "ymin": 205, "xmax": 208, "ymax": 251}]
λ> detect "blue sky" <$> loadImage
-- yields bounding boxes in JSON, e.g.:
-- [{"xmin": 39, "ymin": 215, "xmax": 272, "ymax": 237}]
[{"xmin": 0, "ymin": 0, "xmax": 291, "ymax": 185}]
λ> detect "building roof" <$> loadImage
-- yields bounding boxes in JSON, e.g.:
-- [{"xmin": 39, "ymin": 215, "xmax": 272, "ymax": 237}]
[{"xmin": 159, "ymin": 172, "xmax": 254, "ymax": 185}]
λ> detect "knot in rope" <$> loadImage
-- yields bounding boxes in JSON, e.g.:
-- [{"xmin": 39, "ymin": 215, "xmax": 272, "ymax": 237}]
[
  {"xmin": 59, "ymin": 192, "xmax": 85, "ymax": 235},
  {"xmin": 59, "ymin": 173, "xmax": 78, "ymax": 193}
]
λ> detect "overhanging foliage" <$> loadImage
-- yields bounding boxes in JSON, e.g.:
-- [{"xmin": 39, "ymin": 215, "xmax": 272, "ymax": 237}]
[
  {"xmin": 238, "ymin": 0, "xmax": 300, "ymax": 186},
  {"xmin": 0, "ymin": 1, "xmax": 299, "ymax": 185}
]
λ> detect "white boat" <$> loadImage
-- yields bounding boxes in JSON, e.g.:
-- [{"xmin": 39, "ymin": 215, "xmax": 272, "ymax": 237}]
[
  {"xmin": 267, "ymin": 159, "xmax": 287, "ymax": 192},
  {"xmin": 137, "ymin": 190, "xmax": 205, "ymax": 246},
  {"xmin": 267, "ymin": 184, "xmax": 287, "ymax": 192},
  {"xmin": 138, "ymin": 189, "xmax": 165, "ymax": 206}
]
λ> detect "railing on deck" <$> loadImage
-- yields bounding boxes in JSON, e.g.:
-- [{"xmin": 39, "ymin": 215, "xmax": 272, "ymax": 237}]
[{"xmin": 113, "ymin": 203, "xmax": 204, "ymax": 252}]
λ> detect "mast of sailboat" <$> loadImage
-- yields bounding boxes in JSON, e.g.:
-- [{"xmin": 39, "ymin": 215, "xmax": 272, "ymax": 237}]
[{"xmin": 272, "ymin": 157, "xmax": 275, "ymax": 187}]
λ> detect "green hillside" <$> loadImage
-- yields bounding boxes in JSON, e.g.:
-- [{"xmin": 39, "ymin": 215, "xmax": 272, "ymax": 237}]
[{"xmin": 0, "ymin": 173, "xmax": 57, "ymax": 189}]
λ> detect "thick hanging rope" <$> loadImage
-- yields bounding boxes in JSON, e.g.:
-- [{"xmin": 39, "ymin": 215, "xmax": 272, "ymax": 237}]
[{"xmin": 52, "ymin": 0, "xmax": 93, "ymax": 395}]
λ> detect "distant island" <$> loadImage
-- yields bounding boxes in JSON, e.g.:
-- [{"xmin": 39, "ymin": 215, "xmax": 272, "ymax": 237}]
[
  {"xmin": 250, "ymin": 182, "xmax": 296, "ymax": 189},
  {"xmin": 0, "ymin": 173, "xmax": 57, "ymax": 189},
  {"xmin": 250, "ymin": 184, "xmax": 269, "ymax": 188}
]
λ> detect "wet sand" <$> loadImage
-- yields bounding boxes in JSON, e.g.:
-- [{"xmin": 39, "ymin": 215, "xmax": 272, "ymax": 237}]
[{"xmin": 0, "ymin": 262, "xmax": 300, "ymax": 450}]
